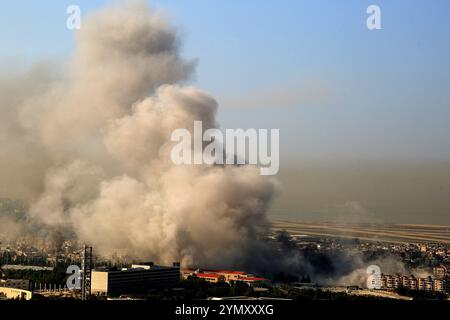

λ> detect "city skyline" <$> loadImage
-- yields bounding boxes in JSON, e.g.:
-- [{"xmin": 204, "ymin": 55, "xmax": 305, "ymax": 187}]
[{"xmin": 1, "ymin": 1, "xmax": 449, "ymax": 308}]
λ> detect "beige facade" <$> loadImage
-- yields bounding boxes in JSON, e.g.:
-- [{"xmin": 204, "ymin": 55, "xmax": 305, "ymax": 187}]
[
  {"xmin": 215, "ymin": 271, "xmax": 246, "ymax": 282},
  {"xmin": 433, "ymin": 279, "xmax": 446, "ymax": 293},
  {"xmin": 401, "ymin": 275, "xmax": 418, "ymax": 290},
  {"xmin": 0, "ymin": 287, "xmax": 33, "ymax": 300},
  {"xmin": 0, "ymin": 279, "xmax": 30, "ymax": 290},
  {"xmin": 433, "ymin": 265, "xmax": 447, "ymax": 279},
  {"xmin": 182, "ymin": 269, "xmax": 266, "ymax": 285},
  {"xmin": 381, "ymin": 273, "xmax": 450, "ymax": 293},
  {"xmin": 196, "ymin": 274, "xmax": 223, "ymax": 283},
  {"xmin": 418, "ymin": 277, "xmax": 434, "ymax": 291},
  {"xmin": 91, "ymin": 271, "xmax": 109, "ymax": 294},
  {"xmin": 381, "ymin": 274, "xmax": 402, "ymax": 289}
]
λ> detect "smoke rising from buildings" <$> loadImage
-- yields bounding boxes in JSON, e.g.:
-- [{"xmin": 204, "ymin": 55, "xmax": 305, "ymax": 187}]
[
  {"xmin": 0, "ymin": 1, "xmax": 409, "ymax": 285},
  {"xmin": 0, "ymin": 1, "xmax": 277, "ymax": 268}
]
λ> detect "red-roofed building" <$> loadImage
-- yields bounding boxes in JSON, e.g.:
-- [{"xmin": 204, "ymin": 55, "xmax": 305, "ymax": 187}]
[
  {"xmin": 181, "ymin": 268, "xmax": 267, "ymax": 285},
  {"xmin": 195, "ymin": 273, "xmax": 224, "ymax": 283},
  {"xmin": 240, "ymin": 277, "xmax": 266, "ymax": 285},
  {"xmin": 213, "ymin": 270, "xmax": 246, "ymax": 282},
  {"xmin": 181, "ymin": 269, "xmax": 198, "ymax": 280}
]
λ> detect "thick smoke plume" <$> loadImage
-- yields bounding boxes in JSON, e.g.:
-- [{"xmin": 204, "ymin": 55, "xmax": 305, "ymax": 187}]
[
  {"xmin": 0, "ymin": 1, "xmax": 276, "ymax": 268},
  {"xmin": 0, "ymin": 2, "xmax": 408, "ymax": 286}
]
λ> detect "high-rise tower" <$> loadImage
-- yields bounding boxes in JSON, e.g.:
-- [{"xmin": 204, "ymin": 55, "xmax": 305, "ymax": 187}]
[{"xmin": 81, "ymin": 245, "xmax": 93, "ymax": 300}]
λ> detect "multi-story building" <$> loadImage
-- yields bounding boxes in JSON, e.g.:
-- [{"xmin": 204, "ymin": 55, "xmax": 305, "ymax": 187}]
[
  {"xmin": 381, "ymin": 272, "xmax": 450, "ymax": 294},
  {"xmin": 380, "ymin": 274, "xmax": 387, "ymax": 288},
  {"xmin": 195, "ymin": 273, "xmax": 224, "ymax": 283},
  {"xmin": 408, "ymin": 276, "xmax": 418, "ymax": 290},
  {"xmin": 91, "ymin": 263, "xmax": 180, "ymax": 296},
  {"xmin": 401, "ymin": 276, "xmax": 408, "ymax": 287},
  {"xmin": 0, "ymin": 278, "xmax": 30, "ymax": 290},
  {"xmin": 401, "ymin": 275, "xmax": 418, "ymax": 290},
  {"xmin": 433, "ymin": 265, "xmax": 447, "ymax": 279},
  {"xmin": 212, "ymin": 270, "xmax": 247, "ymax": 282},
  {"xmin": 0, "ymin": 287, "xmax": 33, "ymax": 300},
  {"xmin": 381, "ymin": 274, "xmax": 402, "ymax": 289},
  {"xmin": 418, "ymin": 276, "xmax": 434, "ymax": 291},
  {"xmin": 393, "ymin": 274, "xmax": 401, "ymax": 288},
  {"xmin": 433, "ymin": 278, "xmax": 447, "ymax": 293},
  {"xmin": 182, "ymin": 269, "xmax": 266, "ymax": 286}
]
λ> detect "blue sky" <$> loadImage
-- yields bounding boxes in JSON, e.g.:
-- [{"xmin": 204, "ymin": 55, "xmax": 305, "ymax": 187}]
[
  {"xmin": 1, "ymin": 1, "xmax": 450, "ymax": 161},
  {"xmin": 1, "ymin": 0, "xmax": 450, "ymax": 223}
]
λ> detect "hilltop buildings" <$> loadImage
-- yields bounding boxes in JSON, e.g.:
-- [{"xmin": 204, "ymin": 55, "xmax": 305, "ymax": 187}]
[{"xmin": 379, "ymin": 272, "xmax": 448, "ymax": 293}]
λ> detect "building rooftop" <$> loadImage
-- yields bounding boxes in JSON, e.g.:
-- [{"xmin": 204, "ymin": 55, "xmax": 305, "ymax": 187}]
[{"xmin": 197, "ymin": 273, "xmax": 221, "ymax": 278}]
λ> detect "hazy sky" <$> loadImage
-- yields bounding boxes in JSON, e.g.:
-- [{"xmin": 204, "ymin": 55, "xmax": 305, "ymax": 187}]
[{"xmin": 1, "ymin": 0, "xmax": 450, "ymax": 224}]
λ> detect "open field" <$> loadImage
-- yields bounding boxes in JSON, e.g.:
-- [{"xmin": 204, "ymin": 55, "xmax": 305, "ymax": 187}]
[{"xmin": 271, "ymin": 220, "xmax": 450, "ymax": 244}]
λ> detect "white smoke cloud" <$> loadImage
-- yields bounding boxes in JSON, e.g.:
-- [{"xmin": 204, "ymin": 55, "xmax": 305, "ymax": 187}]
[
  {"xmin": 0, "ymin": 0, "xmax": 276, "ymax": 268},
  {"xmin": 330, "ymin": 255, "xmax": 408, "ymax": 288}
]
